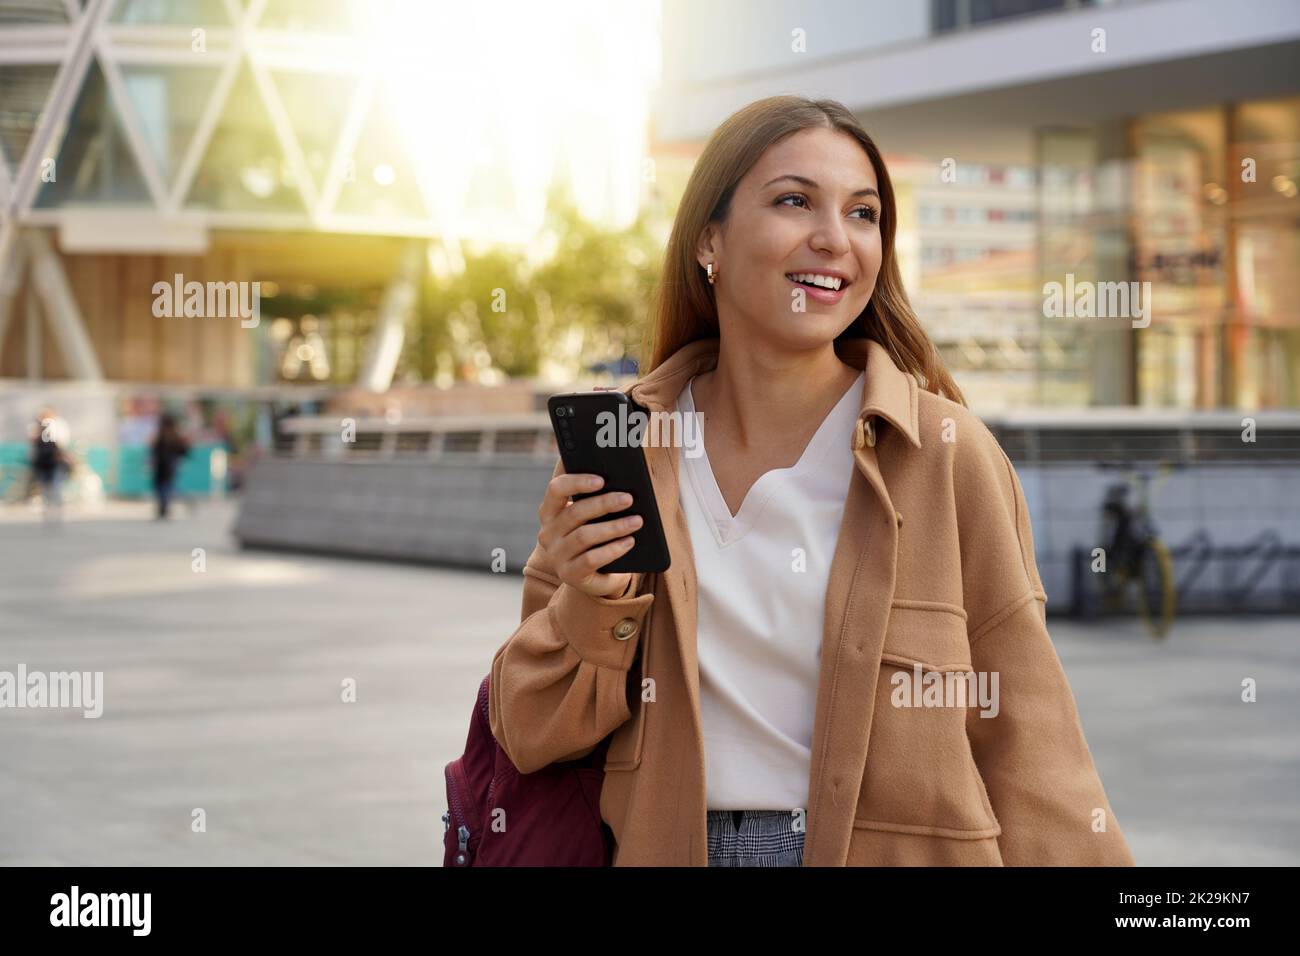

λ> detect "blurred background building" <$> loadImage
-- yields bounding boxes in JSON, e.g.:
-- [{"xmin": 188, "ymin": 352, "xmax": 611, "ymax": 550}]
[
  {"xmin": 0, "ymin": 0, "xmax": 663, "ymax": 491},
  {"xmin": 1, "ymin": 0, "xmax": 1298, "ymax": 608},
  {"xmin": 657, "ymin": 0, "xmax": 1300, "ymax": 411},
  {"xmin": 3, "ymin": 0, "xmax": 1296, "ymax": 418}
]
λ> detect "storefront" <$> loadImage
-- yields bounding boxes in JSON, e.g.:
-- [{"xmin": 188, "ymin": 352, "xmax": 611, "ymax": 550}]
[{"xmin": 906, "ymin": 93, "xmax": 1299, "ymax": 411}]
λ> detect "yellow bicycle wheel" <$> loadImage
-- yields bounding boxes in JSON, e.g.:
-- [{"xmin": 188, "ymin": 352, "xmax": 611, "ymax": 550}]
[{"xmin": 1135, "ymin": 537, "xmax": 1176, "ymax": 639}]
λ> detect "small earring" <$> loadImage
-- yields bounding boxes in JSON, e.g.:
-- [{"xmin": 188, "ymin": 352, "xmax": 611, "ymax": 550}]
[{"xmin": 706, "ymin": 262, "xmax": 717, "ymax": 285}]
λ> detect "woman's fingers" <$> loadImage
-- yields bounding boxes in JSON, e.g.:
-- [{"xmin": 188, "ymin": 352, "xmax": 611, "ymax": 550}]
[
  {"xmin": 539, "ymin": 477, "xmax": 636, "ymax": 549},
  {"xmin": 560, "ymin": 512, "xmax": 643, "ymax": 561},
  {"xmin": 538, "ymin": 473, "xmax": 604, "ymax": 523},
  {"xmin": 546, "ymin": 506, "xmax": 642, "ymax": 565},
  {"xmin": 552, "ymin": 489, "xmax": 633, "ymax": 539},
  {"xmin": 573, "ymin": 536, "xmax": 637, "ymax": 576},
  {"xmin": 535, "ymin": 472, "xmax": 641, "ymax": 596}
]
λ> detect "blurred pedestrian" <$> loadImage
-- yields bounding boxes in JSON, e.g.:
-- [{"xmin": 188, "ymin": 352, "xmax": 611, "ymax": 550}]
[
  {"xmin": 29, "ymin": 407, "xmax": 71, "ymax": 523},
  {"xmin": 151, "ymin": 414, "xmax": 191, "ymax": 519}
]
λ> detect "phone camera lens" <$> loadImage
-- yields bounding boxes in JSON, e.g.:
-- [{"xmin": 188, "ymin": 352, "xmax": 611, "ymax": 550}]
[
  {"xmin": 563, "ymin": 438, "xmax": 575, "ymax": 450},
  {"xmin": 555, "ymin": 407, "xmax": 566, "ymax": 418}
]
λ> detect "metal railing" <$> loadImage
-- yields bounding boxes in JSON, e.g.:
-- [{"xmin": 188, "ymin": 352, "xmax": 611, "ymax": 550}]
[
  {"xmin": 984, "ymin": 410, "xmax": 1300, "ymax": 465},
  {"xmin": 273, "ymin": 408, "xmax": 1300, "ymax": 465},
  {"xmin": 274, "ymin": 413, "xmax": 559, "ymax": 461}
]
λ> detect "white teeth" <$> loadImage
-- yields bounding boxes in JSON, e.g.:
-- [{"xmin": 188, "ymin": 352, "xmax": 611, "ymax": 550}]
[{"xmin": 786, "ymin": 272, "xmax": 843, "ymax": 290}]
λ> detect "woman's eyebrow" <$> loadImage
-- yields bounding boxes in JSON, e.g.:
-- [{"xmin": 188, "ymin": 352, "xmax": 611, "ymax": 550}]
[{"xmin": 762, "ymin": 174, "xmax": 879, "ymax": 200}]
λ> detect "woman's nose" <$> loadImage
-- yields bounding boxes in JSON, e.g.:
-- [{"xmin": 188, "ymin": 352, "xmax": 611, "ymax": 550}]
[{"xmin": 808, "ymin": 214, "xmax": 851, "ymax": 256}]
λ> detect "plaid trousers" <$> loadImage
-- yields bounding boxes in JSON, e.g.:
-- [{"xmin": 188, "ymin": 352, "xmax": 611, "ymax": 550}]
[{"xmin": 706, "ymin": 810, "xmax": 805, "ymax": 867}]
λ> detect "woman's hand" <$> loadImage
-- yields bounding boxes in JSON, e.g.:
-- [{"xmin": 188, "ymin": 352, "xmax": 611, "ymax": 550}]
[{"xmin": 536, "ymin": 473, "xmax": 643, "ymax": 599}]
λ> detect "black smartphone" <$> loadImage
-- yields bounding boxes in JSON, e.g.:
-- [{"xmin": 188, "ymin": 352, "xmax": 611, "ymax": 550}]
[{"xmin": 547, "ymin": 390, "xmax": 671, "ymax": 574}]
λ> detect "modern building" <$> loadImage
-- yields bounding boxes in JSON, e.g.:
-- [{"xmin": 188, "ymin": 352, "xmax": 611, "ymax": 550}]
[
  {"xmin": 0, "ymin": 0, "xmax": 659, "ymax": 459},
  {"xmin": 654, "ymin": 0, "xmax": 1300, "ymax": 411}
]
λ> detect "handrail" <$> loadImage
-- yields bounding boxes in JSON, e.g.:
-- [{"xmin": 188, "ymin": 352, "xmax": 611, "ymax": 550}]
[{"xmin": 279, "ymin": 412, "xmax": 552, "ymax": 434}]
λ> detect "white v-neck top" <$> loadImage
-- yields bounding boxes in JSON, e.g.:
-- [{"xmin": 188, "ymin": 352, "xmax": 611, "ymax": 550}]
[{"xmin": 675, "ymin": 370, "xmax": 864, "ymax": 812}]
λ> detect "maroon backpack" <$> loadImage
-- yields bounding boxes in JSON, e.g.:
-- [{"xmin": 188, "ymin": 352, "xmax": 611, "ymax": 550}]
[{"xmin": 442, "ymin": 673, "xmax": 617, "ymax": 866}]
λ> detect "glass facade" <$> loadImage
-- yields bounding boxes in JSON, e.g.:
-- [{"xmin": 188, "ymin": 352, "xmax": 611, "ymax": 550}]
[
  {"xmin": 0, "ymin": 64, "xmax": 59, "ymax": 170},
  {"xmin": 932, "ymin": 0, "xmax": 1114, "ymax": 34},
  {"xmin": 901, "ymin": 159, "xmax": 1041, "ymax": 410},
  {"xmin": 1133, "ymin": 107, "xmax": 1229, "ymax": 409},
  {"xmin": 0, "ymin": 0, "xmax": 69, "ymax": 25},
  {"xmin": 895, "ymin": 94, "xmax": 1300, "ymax": 411},
  {"xmin": 1228, "ymin": 97, "xmax": 1300, "ymax": 409},
  {"xmin": 184, "ymin": 66, "xmax": 307, "ymax": 214},
  {"xmin": 1130, "ymin": 98, "xmax": 1300, "ymax": 409},
  {"xmin": 120, "ymin": 63, "xmax": 222, "ymax": 189},
  {"xmin": 110, "ymin": 0, "xmax": 231, "ymax": 26},
  {"xmin": 34, "ymin": 62, "xmax": 153, "ymax": 207}
]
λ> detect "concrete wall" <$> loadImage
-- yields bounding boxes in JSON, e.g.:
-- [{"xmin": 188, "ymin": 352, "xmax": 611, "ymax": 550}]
[
  {"xmin": 234, "ymin": 456, "xmax": 1300, "ymax": 614},
  {"xmin": 233, "ymin": 457, "xmax": 552, "ymax": 572}
]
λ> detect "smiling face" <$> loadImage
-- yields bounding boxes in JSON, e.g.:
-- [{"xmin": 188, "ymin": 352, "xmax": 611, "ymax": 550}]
[{"xmin": 696, "ymin": 125, "xmax": 884, "ymax": 351}]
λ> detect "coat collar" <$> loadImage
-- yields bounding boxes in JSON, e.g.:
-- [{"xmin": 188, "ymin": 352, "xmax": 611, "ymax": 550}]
[{"xmin": 625, "ymin": 335, "xmax": 922, "ymax": 450}]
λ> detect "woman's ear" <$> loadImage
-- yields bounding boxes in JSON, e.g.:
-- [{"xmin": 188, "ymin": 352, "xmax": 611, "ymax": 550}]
[{"xmin": 695, "ymin": 223, "xmax": 720, "ymax": 272}]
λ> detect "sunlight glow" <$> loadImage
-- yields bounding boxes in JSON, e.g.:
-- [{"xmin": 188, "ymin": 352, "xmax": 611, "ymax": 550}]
[{"xmin": 359, "ymin": 0, "xmax": 661, "ymax": 244}]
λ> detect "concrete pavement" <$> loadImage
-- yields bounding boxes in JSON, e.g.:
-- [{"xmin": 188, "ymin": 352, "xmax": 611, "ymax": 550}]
[{"xmin": 0, "ymin": 499, "xmax": 1296, "ymax": 865}]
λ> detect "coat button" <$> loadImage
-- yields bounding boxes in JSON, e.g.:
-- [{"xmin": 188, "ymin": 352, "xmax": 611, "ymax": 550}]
[
  {"xmin": 613, "ymin": 618, "xmax": 638, "ymax": 640},
  {"xmin": 895, "ymin": 510, "xmax": 903, "ymax": 527},
  {"xmin": 865, "ymin": 417, "xmax": 876, "ymax": 447}
]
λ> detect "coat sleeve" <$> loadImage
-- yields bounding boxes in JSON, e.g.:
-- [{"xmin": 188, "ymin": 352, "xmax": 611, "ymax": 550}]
[
  {"xmin": 955, "ymin": 420, "xmax": 1135, "ymax": 866},
  {"xmin": 488, "ymin": 458, "xmax": 655, "ymax": 774}
]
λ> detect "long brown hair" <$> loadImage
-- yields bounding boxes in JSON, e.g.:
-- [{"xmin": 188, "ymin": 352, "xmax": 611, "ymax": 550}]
[{"xmin": 642, "ymin": 95, "xmax": 965, "ymax": 406}]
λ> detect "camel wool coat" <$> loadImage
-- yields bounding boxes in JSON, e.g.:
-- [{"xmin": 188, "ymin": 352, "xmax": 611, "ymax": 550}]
[{"xmin": 490, "ymin": 335, "xmax": 1135, "ymax": 866}]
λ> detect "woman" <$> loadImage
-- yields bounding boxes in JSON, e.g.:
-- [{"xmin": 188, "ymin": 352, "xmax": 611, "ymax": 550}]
[
  {"xmin": 490, "ymin": 96, "xmax": 1134, "ymax": 867},
  {"xmin": 151, "ymin": 413, "xmax": 190, "ymax": 519}
]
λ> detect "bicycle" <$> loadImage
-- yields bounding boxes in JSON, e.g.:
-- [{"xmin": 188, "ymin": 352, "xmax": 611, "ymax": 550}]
[{"xmin": 1095, "ymin": 461, "xmax": 1180, "ymax": 639}]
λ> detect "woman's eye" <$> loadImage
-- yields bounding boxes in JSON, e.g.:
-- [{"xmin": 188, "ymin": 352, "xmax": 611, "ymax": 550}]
[{"xmin": 778, "ymin": 194, "xmax": 879, "ymax": 223}]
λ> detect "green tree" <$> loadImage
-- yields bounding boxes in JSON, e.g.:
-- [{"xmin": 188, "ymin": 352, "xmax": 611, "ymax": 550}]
[{"xmin": 407, "ymin": 184, "xmax": 664, "ymax": 382}]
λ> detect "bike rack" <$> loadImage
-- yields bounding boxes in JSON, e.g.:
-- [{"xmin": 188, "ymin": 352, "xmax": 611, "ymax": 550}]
[{"xmin": 1071, "ymin": 530, "xmax": 1300, "ymax": 618}]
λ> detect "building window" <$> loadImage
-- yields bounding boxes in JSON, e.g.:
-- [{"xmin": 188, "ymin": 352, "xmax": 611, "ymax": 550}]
[{"xmin": 933, "ymin": 0, "xmax": 1103, "ymax": 35}]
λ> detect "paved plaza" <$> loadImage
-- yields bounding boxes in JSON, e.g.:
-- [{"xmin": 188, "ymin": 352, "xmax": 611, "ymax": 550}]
[{"xmin": 1, "ymin": 500, "xmax": 1296, "ymax": 865}]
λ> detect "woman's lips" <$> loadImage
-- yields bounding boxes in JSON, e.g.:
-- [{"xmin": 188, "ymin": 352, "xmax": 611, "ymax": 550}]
[{"xmin": 786, "ymin": 275, "xmax": 848, "ymax": 304}]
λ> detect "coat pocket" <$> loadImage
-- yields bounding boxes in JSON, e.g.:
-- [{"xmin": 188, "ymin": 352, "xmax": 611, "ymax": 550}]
[
  {"xmin": 853, "ymin": 603, "xmax": 1001, "ymax": 839},
  {"xmin": 602, "ymin": 676, "xmax": 647, "ymax": 771}
]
